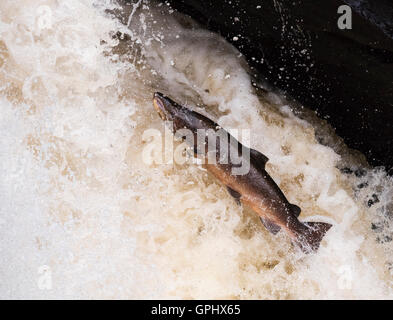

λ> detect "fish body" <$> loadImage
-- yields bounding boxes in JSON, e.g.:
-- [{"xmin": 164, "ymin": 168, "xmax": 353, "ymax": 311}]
[{"xmin": 153, "ymin": 92, "xmax": 332, "ymax": 253}]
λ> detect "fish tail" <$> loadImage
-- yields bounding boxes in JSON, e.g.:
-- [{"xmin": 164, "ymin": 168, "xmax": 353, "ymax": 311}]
[{"xmin": 295, "ymin": 222, "xmax": 332, "ymax": 253}]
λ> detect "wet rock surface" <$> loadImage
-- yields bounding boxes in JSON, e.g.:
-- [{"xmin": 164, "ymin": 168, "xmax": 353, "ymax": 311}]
[{"xmin": 167, "ymin": 0, "xmax": 393, "ymax": 171}]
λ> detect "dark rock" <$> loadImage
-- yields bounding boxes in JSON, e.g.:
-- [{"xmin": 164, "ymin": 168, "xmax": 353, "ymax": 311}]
[{"xmin": 167, "ymin": 0, "xmax": 393, "ymax": 171}]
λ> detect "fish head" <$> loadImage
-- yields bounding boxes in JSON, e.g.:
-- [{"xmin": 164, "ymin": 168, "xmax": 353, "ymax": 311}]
[
  {"xmin": 153, "ymin": 92, "xmax": 212, "ymax": 133},
  {"xmin": 153, "ymin": 92, "xmax": 183, "ymax": 122}
]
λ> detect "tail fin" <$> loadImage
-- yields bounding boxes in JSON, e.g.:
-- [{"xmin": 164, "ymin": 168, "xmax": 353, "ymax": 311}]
[{"xmin": 295, "ymin": 222, "xmax": 332, "ymax": 253}]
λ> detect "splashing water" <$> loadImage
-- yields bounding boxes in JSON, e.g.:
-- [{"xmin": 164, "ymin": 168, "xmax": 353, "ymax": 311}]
[{"xmin": 0, "ymin": 0, "xmax": 393, "ymax": 299}]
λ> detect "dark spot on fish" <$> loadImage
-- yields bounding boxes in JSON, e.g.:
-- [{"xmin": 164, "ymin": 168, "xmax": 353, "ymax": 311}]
[
  {"xmin": 204, "ymin": 89, "xmax": 210, "ymax": 93},
  {"xmin": 368, "ymin": 194, "xmax": 380, "ymax": 207}
]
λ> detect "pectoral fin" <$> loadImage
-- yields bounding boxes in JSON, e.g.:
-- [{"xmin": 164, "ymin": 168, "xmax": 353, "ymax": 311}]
[
  {"xmin": 250, "ymin": 148, "xmax": 269, "ymax": 169},
  {"xmin": 260, "ymin": 217, "xmax": 281, "ymax": 235},
  {"xmin": 227, "ymin": 186, "xmax": 241, "ymax": 205}
]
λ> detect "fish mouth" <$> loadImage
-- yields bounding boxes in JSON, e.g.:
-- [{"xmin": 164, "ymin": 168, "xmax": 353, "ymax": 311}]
[{"xmin": 153, "ymin": 92, "xmax": 168, "ymax": 120}]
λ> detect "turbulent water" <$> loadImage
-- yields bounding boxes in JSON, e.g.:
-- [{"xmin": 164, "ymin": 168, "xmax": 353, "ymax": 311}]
[{"xmin": 1, "ymin": 0, "xmax": 393, "ymax": 299}]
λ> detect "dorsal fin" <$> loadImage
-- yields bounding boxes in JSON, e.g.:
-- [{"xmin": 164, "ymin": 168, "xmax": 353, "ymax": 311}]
[
  {"xmin": 250, "ymin": 148, "xmax": 269, "ymax": 169},
  {"xmin": 290, "ymin": 204, "xmax": 301, "ymax": 217}
]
